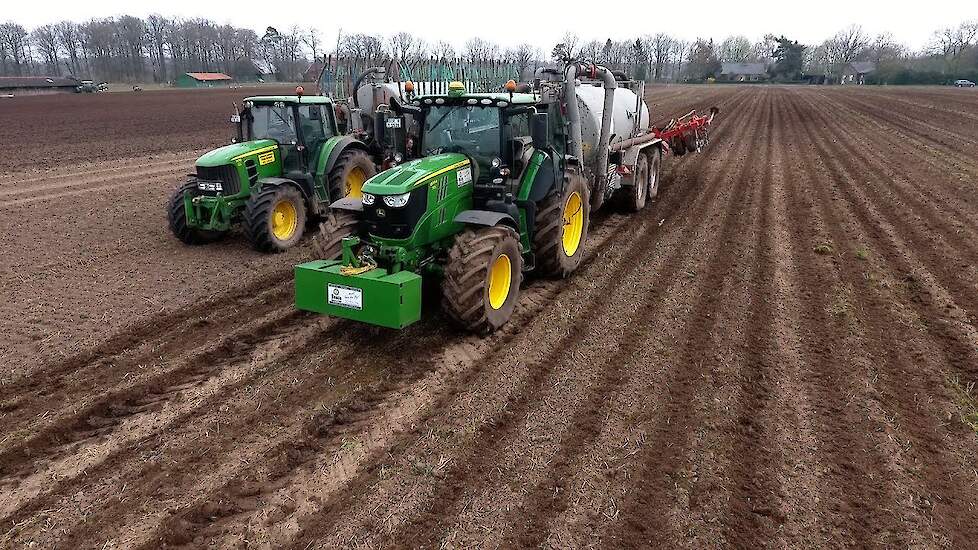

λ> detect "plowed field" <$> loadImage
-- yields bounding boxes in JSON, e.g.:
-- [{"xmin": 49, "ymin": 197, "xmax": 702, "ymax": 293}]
[{"xmin": 2, "ymin": 85, "xmax": 978, "ymax": 549}]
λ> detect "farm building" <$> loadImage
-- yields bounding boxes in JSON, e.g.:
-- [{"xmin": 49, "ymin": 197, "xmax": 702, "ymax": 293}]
[
  {"xmin": 717, "ymin": 63, "xmax": 769, "ymax": 82},
  {"xmin": 176, "ymin": 72, "xmax": 233, "ymax": 88},
  {"xmin": 0, "ymin": 76, "xmax": 81, "ymax": 96},
  {"xmin": 842, "ymin": 61, "xmax": 877, "ymax": 85}
]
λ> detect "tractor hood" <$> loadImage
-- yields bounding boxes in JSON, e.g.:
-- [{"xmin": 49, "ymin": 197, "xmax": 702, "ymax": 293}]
[
  {"xmin": 362, "ymin": 153, "xmax": 471, "ymax": 195},
  {"xmin": 196, "ymin": 139, "xmax": 278, "ymax": 167}
]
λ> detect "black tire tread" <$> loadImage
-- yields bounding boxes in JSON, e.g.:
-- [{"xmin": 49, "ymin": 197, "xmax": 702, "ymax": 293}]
[
  {"xmin": 243, "ymin": 184, "xmax": 306, "ymax": 253},
  {"xmin": 167, "ymin": 181, "xmax": 224, "ymax": 245},
  {"xmin": 311, "ymin": 211, "xmax": 360, "ymax": 259},
  {"xmin": 327, "ymin": 148, "xmax": 376, "ymax": 201},
  {"xmin": 442, "ymin": 226, "xmax": 522, "ymax": 334}
]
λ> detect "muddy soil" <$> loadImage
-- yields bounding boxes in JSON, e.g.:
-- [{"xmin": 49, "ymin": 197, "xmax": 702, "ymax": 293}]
[{"xmin": 2, "ymin": 85, "xmax": 978, "ymax": 549}]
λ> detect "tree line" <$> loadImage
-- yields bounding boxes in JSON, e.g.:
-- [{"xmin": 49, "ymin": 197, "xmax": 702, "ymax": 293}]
[{"xmin": 1, "ymin": 15, "xmax": 976, "ymax": 85}]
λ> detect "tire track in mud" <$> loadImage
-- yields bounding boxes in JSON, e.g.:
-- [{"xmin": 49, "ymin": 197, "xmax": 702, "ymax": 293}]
[
  {"xmin": 282, "ymin": 90, "xmax": 758, "ymax": 549},
  {"xmin": 818, "ymin": 90, "xmax": 978, "ymax": 177},
  {"xmin": 0, "ymin": 155, "xmax": 196, "ymax": 202},
  {"xmin": 482, "ymin": 90, "xmax": 768, "ymax": 550},
  {"xmin": 783, "ymin": 89, "xmax": 978, "ymax": 545},
  {"xmin": 803, "ymin": 90, "xmax": 978, "ymax": 239},
  {"xmin": 791, "ymin": 90, "xmax": 978, "ymax": 370},
  {"xmin": 592, "ymin": 89, "xmax": 771, "ymax": 548}
]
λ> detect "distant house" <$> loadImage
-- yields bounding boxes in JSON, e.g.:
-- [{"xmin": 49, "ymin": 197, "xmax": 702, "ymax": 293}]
[
  {"xmin": 250, "ymin": 59, "xmax": 277, "ymax": 82},
  {"xmin": 176, "ymin": 72, "xmax": 233, "ymax": 88},
  {"xmin": 0, "ymin": 76, "xmax": 81, "ymax": 96},
  {"xmin": 842, "ymin": 62, "xmax": 876, "ymax": 85},
  {"xmin": 718, "ymin": 63, "xmax": 768, "ymax": 82}
]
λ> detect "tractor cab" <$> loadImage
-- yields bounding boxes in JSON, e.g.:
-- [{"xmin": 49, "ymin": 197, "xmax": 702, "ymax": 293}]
[
  {"xmin": 411, "ymin": 84, "xmax": 551, "ymax": 187},
  {"xmin": 236, "ymin": 94, "xmax": 337, "ymax": 182}
]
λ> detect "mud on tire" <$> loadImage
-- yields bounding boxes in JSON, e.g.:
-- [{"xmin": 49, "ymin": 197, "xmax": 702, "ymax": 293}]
[
  {"xmin": 328, "ymin": 148, "xmax": 376, "ymax": 200},
  {"xmin": 533, "ymin": 170, "xmax": 590, "ymax": 278},
  {"xmin": 167, "ymin": 181, "xmax": 226, "ymax": 245},
  {"xmin": 442, "ymin": 226, "xmax": 523, "ymax": 335},
  {"xmin": 311, "ymin": 211, "xmax": 360, "ymax": 260},
  {"xmin": 243, "ymin": 184, "xmax": 306, "ymax": 253}
]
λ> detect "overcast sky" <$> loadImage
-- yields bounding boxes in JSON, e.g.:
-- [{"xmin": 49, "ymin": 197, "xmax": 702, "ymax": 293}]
[{"xmin": 5, "ymin": 0, "xmax": 978, "ymax": 52}]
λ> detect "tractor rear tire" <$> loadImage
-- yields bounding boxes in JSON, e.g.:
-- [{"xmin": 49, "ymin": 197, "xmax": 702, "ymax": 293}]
[
  {"xmin": 328, "ymin": 148, "xmax": 376, "ymax": 201},
  {"xmin": 244, "ymin": 184, "xmax": 307, "ymax": 253},
  {"xmin": 533, "ymin": 171, "xmax": 590, "ymax": 278},
  {"xmin": 311, "ymin": 211, "xmax": 359, "ymax": 260},
  {"xmin": 442, "ymin": 226, "xmax": 523, "ymax": 335},
  {"xmin": 167, "ymin": 181, "xmax": 226, "ymax": 245}
]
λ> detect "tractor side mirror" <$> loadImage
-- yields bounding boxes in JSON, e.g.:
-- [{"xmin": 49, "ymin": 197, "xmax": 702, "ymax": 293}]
[{"xmin": 530, "ymin": 112, "xmax": 550, "ymax": 150}]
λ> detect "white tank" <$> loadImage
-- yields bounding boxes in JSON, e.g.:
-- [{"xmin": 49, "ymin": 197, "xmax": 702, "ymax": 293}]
[
  {"xmin": 353, "ymin": 82, "xmax": 403, "ymax": 112},
  {"xmin": 575, "ymin": 84, "xmax": 650, "ymax": 163}
]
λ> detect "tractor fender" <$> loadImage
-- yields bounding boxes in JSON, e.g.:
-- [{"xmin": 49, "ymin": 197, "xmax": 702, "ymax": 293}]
[
  {"xmin": 257, "ymin": 177, "xmax": 306, "ymax": 196},
  {"xmin": 454, "ymin": 210, "xmax": 519, "ymax": 231},
  {"xmin": 255, "ymin": 177, "xmax": 314, "ymax": 212},
  {"xmin": 320, "ymin": 136, "xmax": 369, "ymax": 175},
  {"xmin": 328, "ymin": 196, "xmax": 364, "ymax": 213}
]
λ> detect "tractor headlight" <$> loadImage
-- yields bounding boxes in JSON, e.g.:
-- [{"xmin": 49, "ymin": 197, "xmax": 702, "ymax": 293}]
[
  {"xmin": 383, "ymin": 192, "xmax": 411, "ymax": 208},
  {"xmin": 361, "ymin": 192, "xmax": 376, "ymax": 206},
  {"xmin": 491, "ymin": 157, "xmax": 502, "ymax": 169}
]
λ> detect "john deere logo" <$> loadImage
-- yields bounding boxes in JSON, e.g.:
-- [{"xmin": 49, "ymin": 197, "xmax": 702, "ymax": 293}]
[{"xmin": 376, "ymin": 208, "xmax": 386, "ymax": 218}]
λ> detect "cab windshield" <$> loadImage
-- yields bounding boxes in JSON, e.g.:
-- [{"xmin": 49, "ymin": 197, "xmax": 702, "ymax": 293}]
[
  {"xmin": 420, "ymin": 105, "xmax": 501, "ymax": 166},
  {"xmin": 248, "ymin": 104, "xmax": 297, "ymax": 144}
]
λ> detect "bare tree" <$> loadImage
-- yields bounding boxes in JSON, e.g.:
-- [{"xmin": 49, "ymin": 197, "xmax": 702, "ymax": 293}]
[
  {"xmin": 54, "ymin": 21, "xmax": 82, "ymax": 75},
  {"xmin": 464, "ymin": 37, "xmax": 499, "ymax": 62},
  {"xmin": 719, "ymin": 35, "xmax": 753, "ymax": 63},
  {"xmin": 302, "ymin": 27, "xmax": 321, "ymax": 60},
  {"xmin": 0, "ymin": 22, "xmax": 30, "ymax": 75},
  {"xmin": 505, "ymin": 42, "xmax": 535, "ymax": 80},
  {"xmin": 31, "ymin": 24, "xmax": 60, "ymax": 74},
  {"xmin": 432, "ymin": 40, "xmax": 455, "ymax": 60}
]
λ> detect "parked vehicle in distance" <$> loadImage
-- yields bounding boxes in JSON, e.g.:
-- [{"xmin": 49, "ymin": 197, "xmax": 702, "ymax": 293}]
[{"xmin": 954, "ymin": 79, "xmax": 976, "ymax": 87}]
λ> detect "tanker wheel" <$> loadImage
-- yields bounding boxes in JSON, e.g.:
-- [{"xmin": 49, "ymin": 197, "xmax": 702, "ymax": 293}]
[
  {"xmin": 311, "ymin": 210, "xmax": 360, "ymax": 260},
  {"xmin": 647, "ymin": 147, "xmax": 662, "ymax": 199},
  {"xmin": 628, "ymin": 153, "xmax": 650, "ymax": 212},
  {"xmin": 244, "ymin": 184, "xmax": 307, "ymax": 253},
  {"xmin": 442, "ymin": 226, "xmax": 523, "ymax": 335},
  {"xmin": 328, "ymin": 149, "xmax": 376, "ymax": 201},
  {"xmin": 533, "ymin": 171, "xmax": 590, "ymax": 278},
  {"xmin": 167, "ymin": 181, "xmax": 226, "ymax": 245}
]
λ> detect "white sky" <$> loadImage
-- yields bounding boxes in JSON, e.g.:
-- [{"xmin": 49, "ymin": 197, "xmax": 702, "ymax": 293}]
[{"xmin": 5, "ymin": 0, "xmax": 977, "ymax": 52}]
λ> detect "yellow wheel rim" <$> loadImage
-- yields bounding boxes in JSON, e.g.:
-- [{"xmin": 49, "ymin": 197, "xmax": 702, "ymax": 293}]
[
  {"xmin": 347, "ymin": 168, "xmax": 367, "ymax": 198},
  {"xmin": 271, "ymin": 200, "xmax": 298, "ymax": 240},
  {"xmin": 561, "ymin": 191, "xmax": 584, "ymax": 257},
  {"xmin": 487, "ymin": 254, "xmax": 512, "ymax": 310}
]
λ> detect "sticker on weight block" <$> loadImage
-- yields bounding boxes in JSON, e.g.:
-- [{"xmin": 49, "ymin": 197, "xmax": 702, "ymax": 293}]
[{"xmin": 327, "ymin": 283, "xmax": 363, "ymax": 310}]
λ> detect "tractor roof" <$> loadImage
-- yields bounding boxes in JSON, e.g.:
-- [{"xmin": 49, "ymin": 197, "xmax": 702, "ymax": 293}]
[
  {"xmin": 415, "ymin": 92, "xmax": 539, "ymax": 106},
  {"xmin": 245, "ymin": 95, "xmax": 334, "ymax": 105}
]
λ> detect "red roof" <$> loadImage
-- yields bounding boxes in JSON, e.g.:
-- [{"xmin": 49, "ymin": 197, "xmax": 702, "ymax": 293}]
[{"xmin": 185, "ymin": 72, "xmax": 232, "ymax": 81}]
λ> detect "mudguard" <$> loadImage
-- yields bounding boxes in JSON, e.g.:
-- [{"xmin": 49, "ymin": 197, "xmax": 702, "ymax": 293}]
[
  {"xmin": 329, "ymin": 197, "xmax": 364, "ymax": 212},
  {"xmin": 454, "ymin": 210, "xmax": 518, "ymax": 230}
]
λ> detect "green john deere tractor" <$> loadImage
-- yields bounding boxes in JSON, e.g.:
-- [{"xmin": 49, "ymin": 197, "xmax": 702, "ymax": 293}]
[
  {"xmin": 167, "ymin": 88, "xmax": 407, "ymax": 253},
  {"xmin": 295, "ymin": 65, "xmax": 665, "ymax": 334}
]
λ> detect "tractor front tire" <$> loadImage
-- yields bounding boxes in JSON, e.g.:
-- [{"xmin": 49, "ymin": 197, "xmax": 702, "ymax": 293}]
[
  {"xmin": 311, "ymin": 211, "xmax": 359, "ymax": 260},
  {"xmin": 244, "ymin": 184, "xmax": 307, "ymax": 253},
  {"xmin": 167, "ymin": 181, "xmax": 226, "ymax": 245},
  {"xmin": 533, "ymin": 171, "xmax": 590, "ymax": 278},
  {"xmin": 442, "ymin": 226, "xmax": 523, "ymax": 335},
  {"xmin": 328, "ymin": 148, "xmax": 376, "ymax": 201}
]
